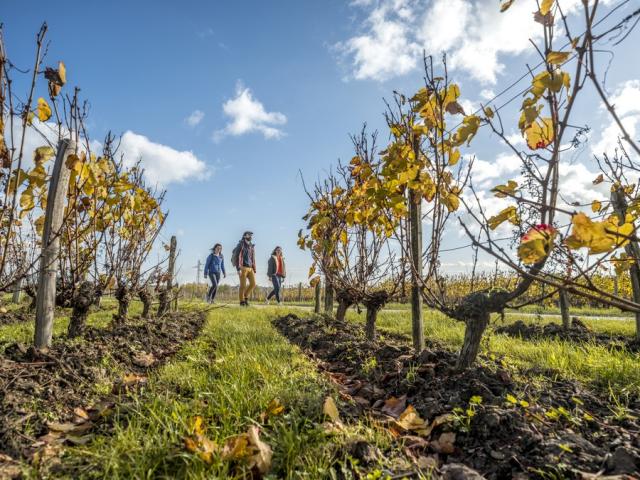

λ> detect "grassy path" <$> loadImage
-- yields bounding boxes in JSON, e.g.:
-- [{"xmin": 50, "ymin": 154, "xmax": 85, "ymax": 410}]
[{"xmin": 60, "ymin": 306, "xmax": 395, "ymax": 479}]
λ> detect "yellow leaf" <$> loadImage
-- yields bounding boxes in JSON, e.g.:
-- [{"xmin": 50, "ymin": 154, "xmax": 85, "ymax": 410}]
[
  {"xmin": 260, "ymin": 399, "xmax": 285, "ymax": 422},
  {"xmin": 540, "ymin": 0, "xmax": 554, "ymax": 15},
  {"xmin": 65, "ymin": 153, "xmax": 82, "ymax": 172},
  {"xmin": 58, "ymin": 61, "xmax": 67, "ymax": 85},
  {"xmin": 500, "ymin": 0, "xmax": 516, "ymax": 12},
  {"xmin": 591, "ymin": 200, "xmax": 602, "ymax": 213},
  {"xmin": 517, "ymin": 224, "xmax": 557, "ymax": 265},
  {"xmin": 565, "ymin": 212, "xmax": 634, "ymax": 255},
  {"xmin": 488, "ymin": 206, "xmax": 520, "ymax": 230},
  {"xmin": 546, "ymin": 51, "xmax": 570, "ymax": 65},
  {"xmin": 323, "ymin": 396, "xmax": 340, "ymax": 422},
  {"xmin": 442, "ymin": 192, "xmax": 460, "ymax": 212},
  {"xmin": 34, "ymin": 146, "xmax": 55, "ymax": 165},
  {"xmin": 524, "ymin": 117, "xmax": 554, "ymax": 150},
  {"xmin": 483, "ymin": 106, "xmax": 494, "ymax": 118},
  {"xmin": 19, "ymin": 188, "xmax": 35, "ymax": 212},
  {"xmin": 452, "ymin": 115, "xmax": 481, "ymax": 146},
  {"xmin": 395, "ymin": 405, "xmax": 430, "ymax": 436},
  {"xmin": 36, "ymin": 97, "xmax": 52, "ymax": 122},
  {"xmin": 492, "ymin": 180, "xmax": 518, "ymax": 198},
  {"xmin": 448, "ymin": 149, "xmax": 461, "ymax": 166},
  {"xmin": 190, "ymin": 416, "xmax": 206, "ymax": 436}
]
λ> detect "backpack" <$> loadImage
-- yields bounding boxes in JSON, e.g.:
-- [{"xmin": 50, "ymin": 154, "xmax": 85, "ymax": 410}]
[{"xmin": 231, "ymin": 244, "xmax": 241, "ymax": 268}]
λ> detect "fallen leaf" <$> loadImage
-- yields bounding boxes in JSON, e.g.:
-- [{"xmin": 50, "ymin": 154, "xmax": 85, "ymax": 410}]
[
  {"xmin": 395, "ymin": 405, "xmax": 430, "ymax": 436},
  {"xmin": 381, "ymin": 395, "xmax": 407, "ymax": 418},
  {"xmin": 259, "ymin": 398, "xmax": 285, "ymax": 422},
  {"xmin": 323, "ymin": 396, "xmax": 340, "ymax": 422},
  {"xmin": 122, "ymin": 373, "xmax": 147, "ymax": 387},
  {"xmin": 222, "ymin": 435, "xmax": 250, "ymax": 461},
  {"xmin": 65, "ymin": 434, "xmax": 94, "ymax": 446},
  {"xmin": 73, "ymin": 407, "xmax": 90, "ymax": 422},
  {"xmin": 190, "ymin": 416, "xmax": 206, "ymax": 436},
  {"xmin": 46, "ymin": 421, "xmax": 93, "ymax": 434},
  {"xmin": 432, "ymin": 432, "xmax": 456, "ymax": 454},
  {"xmin": 246, "ymin": 426, "xmax": 272, "ymax": 475},
  {"xmin": 133, "ymin": 351, "xmax": 156, "ymax": 367}
]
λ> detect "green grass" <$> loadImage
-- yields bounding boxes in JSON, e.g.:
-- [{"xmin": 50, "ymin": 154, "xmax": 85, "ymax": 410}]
[
  {"xmin": 345, "ymin": 309, "xmax": 640, "ymax": 395},
  {"xmin": 58, "ymin": 306, "xmax": 401, "ymax": 479}
]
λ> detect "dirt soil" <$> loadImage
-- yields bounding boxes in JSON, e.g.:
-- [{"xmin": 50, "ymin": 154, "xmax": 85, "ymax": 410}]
[
  {"xmin": 0, "ymin": 310, "xmax": 206, "ymax": 467},
  {"xmin": 274, "ymin": 313, "xmax": 640, "ymax": 480},
  {"xmin": 0, "ymin": 310, "xmax": 32, "ymax": 327},
  {"xmin": 495, "ymin": 318, "xmax": 640, "ymax": 352}
]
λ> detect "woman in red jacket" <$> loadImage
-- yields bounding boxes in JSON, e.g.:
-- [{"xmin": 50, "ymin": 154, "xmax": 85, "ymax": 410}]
[{"xmin": 266, "ymin": 246, "xmax": 286, "ymax": 304}]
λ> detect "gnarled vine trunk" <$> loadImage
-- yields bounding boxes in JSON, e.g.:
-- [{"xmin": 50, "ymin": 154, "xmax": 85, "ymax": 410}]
[
  {"xmin": 113, "ymin": 284, "xmax": 131, "ymax": 325},
  {"xmin": 139, "ymin": 288, "xmax": 152, "ymax": 319},
  {"xmin": 68, "ymin": 281, "xmax": 96, "ymax": 338},
  {"xmin": 335, "ymin": 298, "xmax": 352, "ymax": 322},
  {"xmin": 157, "ymin": 287, "xmax": 170, "ymax": 317},
  {"xmin": 364, "ymin": 305, "xmax": 382, "ymax": 341},
  {"xmin": 456, "ymin": 311, "xmax": 490, "ymax": 370}
]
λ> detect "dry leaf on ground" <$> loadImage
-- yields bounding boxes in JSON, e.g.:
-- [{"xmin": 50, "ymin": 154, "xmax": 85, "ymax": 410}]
[{"xmin": 323, "ymin": 396, "xmax": 340, "ymax": 422}]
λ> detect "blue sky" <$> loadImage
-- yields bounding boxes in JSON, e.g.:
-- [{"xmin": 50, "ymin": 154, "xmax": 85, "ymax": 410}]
[{"xmin": 5, "ymin": 0, "xmax": 640, "ymax": 286}]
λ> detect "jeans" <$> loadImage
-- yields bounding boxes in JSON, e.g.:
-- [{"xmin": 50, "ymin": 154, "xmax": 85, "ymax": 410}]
[
  {"xmin": 207, "ymin": 272, "xmax": 220, "ymax": 302},
  {"xmin": 239, "ymin": 267, "xmax": 256, "ymax": 302},
  {"xmin": 267, "ymin": 275, "xmax": 283, "ymax": 302}
]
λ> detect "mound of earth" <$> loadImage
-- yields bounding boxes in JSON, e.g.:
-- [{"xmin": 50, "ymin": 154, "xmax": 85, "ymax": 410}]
[
  {"xmin": 0, "ymin": 309, "xmax": 32, "ymax": 327},
  {"xmin": 495, "ymin": 319, "xmax": 640, "ymax": 352},
  {"xmin": 0, "ymin": 310, "xmax": 206, "ymax": 465},
  {"xmin": 274, "ymin": 313, "xmax": 640, "ymax": 479}
]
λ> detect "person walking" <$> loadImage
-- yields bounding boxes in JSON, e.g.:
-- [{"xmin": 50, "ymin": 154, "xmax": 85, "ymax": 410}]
[
  {"xmin": 266, "ymin": 246, "xmax": 286, "ymax": 305},
  {"xmin": 204, "ymin": 243, "xmax": 226, "ymax": 303},
  {"xmin": 231, "ymin": 231, "xmax": 256, "ymax": 306}
]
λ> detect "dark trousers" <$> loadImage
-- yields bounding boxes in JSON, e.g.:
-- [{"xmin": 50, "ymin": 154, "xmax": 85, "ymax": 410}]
[
  {"xmin": 267, "ymin": 275, "xmax": 283, "ymax": 302},
  {"xmin": 207, "ymin": 272, "xmax": 220, "ymax": 302}
]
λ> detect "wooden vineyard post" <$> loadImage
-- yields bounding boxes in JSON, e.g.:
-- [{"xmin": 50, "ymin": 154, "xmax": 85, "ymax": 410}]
[
  {"xmin": 168, "ymin": 235, "xmax": 177, "ymax": 312},
  {"xmin": 611, "ymin": 187, "xmax": 640, "ymax": 338},
  {"xmin": 559, "ymin": 289, "xmax": 571, "ymax": 329},
  {"xmin": 11, "ymin": 279, "xmax": 21, "ymax": 304},
  {"xmin": 314, "ymin": 281, "xmax": 321, "ymax": 314},
  {"xmin": 34, "ymin": 139, "xmax": 75, "ymax": 349},
  {"xmin": 324, "ymin": 280, "xmax": 334, "ymax": 314},
  {"xmin": 408, "ymin": 136, "xmax": 424, "ymax": 351}
]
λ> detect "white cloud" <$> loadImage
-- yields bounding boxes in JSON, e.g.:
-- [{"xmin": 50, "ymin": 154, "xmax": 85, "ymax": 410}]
[
  {"xmin": 335, "ymin": 0, "xmax": 420, "ymax": 81},
  {"xmin": 480, "ymin": 89, "xmax": 496, "ymax": 100},
  {"xmin": 592, "ymin": 80, "xmax": 640, "ymax": 157},
  {"xmin": 119, "ymin": 131, "xmax": 209, "ymax": 186},
  {"xmin": 185, "ymin": 110, "xmax": 205, "ymax": 127},
  {"xmin": 4, "ymin": 121, "xmax": 208, "ymax": 187},
  {"xmin": 337, "ymin": 0, "xmax": 587, "ymax": 84},
  {"xmin": 214, "ymin": 83, "xmax": 286, "ymax": 141}
]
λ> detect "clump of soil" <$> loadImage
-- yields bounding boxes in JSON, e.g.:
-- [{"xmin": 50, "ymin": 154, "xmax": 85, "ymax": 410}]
[
  {"xmin": 0, "ymin": 309, "xmax": 32, "ymax": 327},
  {"xmin": 274, "ymin": 313, "xmax": 640, "ymax": 479},
  {"xmin": 495, "ymin": 318, "xmax": 640, "ymax": 351},
  {"xmin": 0, "ymin": 310, "xmax": 206, "ymax": 462}
]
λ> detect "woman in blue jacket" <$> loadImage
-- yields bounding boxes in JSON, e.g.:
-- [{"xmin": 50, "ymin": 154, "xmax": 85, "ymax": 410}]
[{"xmin": 204, "ymin": 243, "xmax": 226, "ymax": 303}]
